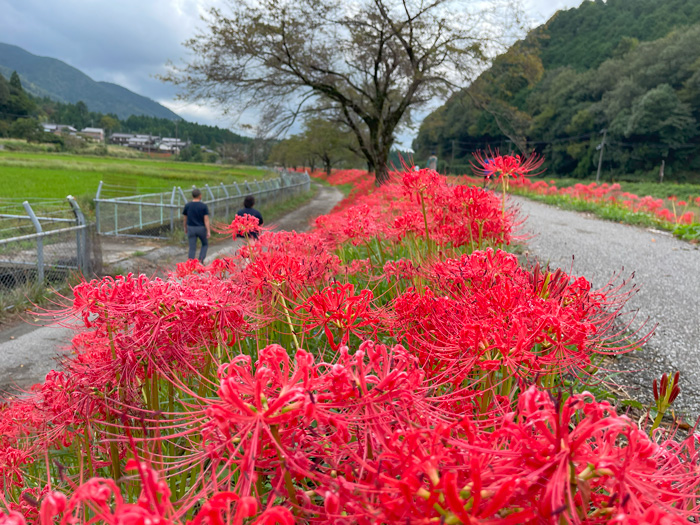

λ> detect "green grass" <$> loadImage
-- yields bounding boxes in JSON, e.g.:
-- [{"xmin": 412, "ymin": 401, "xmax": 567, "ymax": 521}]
[{"xmin": 0, "ymin": 150, "xmax": 273, "ymax": 201}]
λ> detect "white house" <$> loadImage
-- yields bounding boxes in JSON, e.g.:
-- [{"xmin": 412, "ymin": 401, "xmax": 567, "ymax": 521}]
[{"xmin": 80, "ymin": 127, "xmax": 105, "ymax": 142}]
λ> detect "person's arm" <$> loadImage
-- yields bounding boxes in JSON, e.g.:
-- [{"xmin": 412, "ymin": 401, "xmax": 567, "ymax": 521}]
[
  {"xmin": 182, "ymin": 206, "xmax": 188, "ymax": 234},
  {"xmin": 204, "ymin": 214, "xmax": 211, "ymax": 238}
]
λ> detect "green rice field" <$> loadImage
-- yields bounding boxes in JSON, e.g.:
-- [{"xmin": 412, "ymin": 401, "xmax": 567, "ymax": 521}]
[{"xmin": 0, "ymin": 150, "xmax": 272, "ymax": 200}]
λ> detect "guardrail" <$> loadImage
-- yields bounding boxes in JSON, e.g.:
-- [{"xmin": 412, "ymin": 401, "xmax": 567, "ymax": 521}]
[{"xmin": 95, "ymin": 170, "xmax": 311, "ymax": 238}]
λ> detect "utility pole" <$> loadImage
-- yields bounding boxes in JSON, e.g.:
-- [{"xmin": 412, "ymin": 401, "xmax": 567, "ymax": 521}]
[
  {"xmin": 595, "ymin": 128, "xmax": 607, "ymax": 184},
  {"xmin": 659, "ymin": 159, "xmax": 665, "ymax": 183}
]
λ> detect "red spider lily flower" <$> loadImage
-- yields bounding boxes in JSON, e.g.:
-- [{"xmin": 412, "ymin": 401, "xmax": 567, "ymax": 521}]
[
  {"xmin": 294, "ymin": 282, "xmax": 378, "ymax": 350},
  {"xmin": 0, "ymin": 511, "xmax": 26, "ymax": 525},
  {"xmin": 471, "ymin": 149, "xmax": 544, "ymax": 183},
  {"xmin": 383, "ymin": 259, "xmax": 418, "ymax": 283},
  {"xmin": 226, "ymin": 213, "xmax": 262, "ymax": 238}
]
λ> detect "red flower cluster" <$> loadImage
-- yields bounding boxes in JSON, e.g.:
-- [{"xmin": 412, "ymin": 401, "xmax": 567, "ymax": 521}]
[
  {"xmin": 1, "ymin": 165, "xmax": 697, "ymax": 524},
  {"xmin": 471, "ymin": 149, "xmax": 545, "ymax": 183},
  {"xmin": 502, "ymin": 178, "xmax": 699, "ymax": 227}
]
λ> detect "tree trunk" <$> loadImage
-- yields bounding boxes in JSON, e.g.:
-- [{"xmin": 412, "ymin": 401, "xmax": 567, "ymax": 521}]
[
  {"xmin": 374, "ymin": 164, "xmax": 390, "ymax": 185},
  {"xmin": 372, "ymin": 142, "xmax": 391, "ymax": 185}
]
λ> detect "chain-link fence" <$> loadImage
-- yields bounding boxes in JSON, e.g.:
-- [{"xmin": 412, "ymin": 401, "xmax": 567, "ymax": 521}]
[
  {"xmin": 0, "ymin": 197, "xmax": 100, "ymax": 295},
  {"xmin": 95, "ymin": 170, "xmax": 311, "ymax": 238}
]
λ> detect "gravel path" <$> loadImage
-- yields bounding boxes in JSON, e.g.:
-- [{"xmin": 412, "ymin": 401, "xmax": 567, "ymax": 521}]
[
  {"xmin": 514, "ymin": 196, "xmax": 700, "ymax": 420},
  {"xmin": 0, "ymin": 184, "xmax": 344, "ymax": 396}
]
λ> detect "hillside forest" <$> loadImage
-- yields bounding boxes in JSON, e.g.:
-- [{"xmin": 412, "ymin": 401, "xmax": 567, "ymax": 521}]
[{"xmin": 414, "ymin": 0, "xmax": 700, "ymax": 182}]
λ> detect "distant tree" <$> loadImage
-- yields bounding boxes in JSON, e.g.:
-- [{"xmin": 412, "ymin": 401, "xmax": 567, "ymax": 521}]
[
  {"xmin": 6, "ymin": 71, "xmax": 35, "ymax": 119},
  {"xmin": 9, "ymin": 72, "xmax": 22, "ymax": 92},
  {"xmin": 219, "ymin": 142, "xmax": 248, "ymax": 163},
  {"xmin": 303, "ymin": 118, "xmax": 360, "ymax": 175},
  {"xmin": 99, "ymin": 115, "xmax": 120, "ymax": 135},
  {"xmin": 0, "ymin": 73, "xmax": 10, "ymax": 117},
  {"xmin": 625, "ymin": 84, "xmax": 698, "ymax": 152},
  {"xmin": 178, "ymin": 144, "xmax": 204, "ymax": 162},
  {"xmin": 164, "ymin": 0, "xmax": 525, "ymax": 184},
  {"xmin": 268, "ymin": 136, "xmax": 311, "ymax": 170},
  {"xmin": 9, "ymin": 118, "xmax": 41, "ymax": 141}
]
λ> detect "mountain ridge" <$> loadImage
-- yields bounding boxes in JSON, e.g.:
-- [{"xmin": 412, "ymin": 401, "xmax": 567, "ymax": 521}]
[{"xmin": 0, "ymin": 42, "xmax": 181, "ymax": 121}]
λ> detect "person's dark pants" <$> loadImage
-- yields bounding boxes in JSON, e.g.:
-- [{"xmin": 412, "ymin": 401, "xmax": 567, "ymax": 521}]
[{"xmin": 187, "ymin": 226, "xmax": 208, "ymax": 263}]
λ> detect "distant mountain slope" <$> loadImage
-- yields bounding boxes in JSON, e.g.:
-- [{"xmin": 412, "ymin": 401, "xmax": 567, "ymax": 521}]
[
  {"xmin": 0, "ymin": 42, "xmax": 181, "ymax": 120},
  {"xmin": 412, "ymin": 0, "xmax": 700, "ymax": 181}
]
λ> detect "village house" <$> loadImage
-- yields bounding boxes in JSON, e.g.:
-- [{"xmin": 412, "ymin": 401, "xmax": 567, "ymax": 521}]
[
  {"xmin": 109, "ymin": 133, "xmax": 135, "ymax": 145},
  {"xmin": 42, "ymin": 123, "xmax": 77, "ymax": 135},
  {"xmin": 158, "ymin": 137, "xmax": 189, "ymax": 153},
  {"xmin": 80, "ymin": 127, "xmax": 105, "ymax": 142}
]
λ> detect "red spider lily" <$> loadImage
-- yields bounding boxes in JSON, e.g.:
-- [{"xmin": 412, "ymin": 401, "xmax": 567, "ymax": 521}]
[
  {"xmin": 294, "ymin": 282, "xmax": 378, "ymax": 350},
  {"xmin": 226, "ymin": 213, "xmax": 262, "ymax": 238},
  {"xmin": 6, "ymin": 158, "xmax": 700, "ymax": 524},
  {"xmin": 390, "ymin": 249, "xmax": 644, "ymax": 391},
  {"xmin": 237, "ymin": 231, "xmax": 341, "ymax": 297},
  {"xmin": 0, "ymin": 511, "xmax": 26, "ymax": 525},
  {"xmin": 471, "ymin": 149, "xmax": 545, "ymax": 183},
  {"xmin": 383, "ymin": 258, "xmax": 418, "ymax": 283}
]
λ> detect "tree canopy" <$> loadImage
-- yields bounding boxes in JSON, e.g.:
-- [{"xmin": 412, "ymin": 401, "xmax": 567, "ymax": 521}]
[
  {"xmin": 414, "ymin": 0, "xmax": 700, "ymax": 182},
  {"xmin": 268, "ymin": 118, "xmax": 363, "ymax": 174},
  {"xmin": 164, "ymin": 0, "xmax": 525, "ymax": 184}
]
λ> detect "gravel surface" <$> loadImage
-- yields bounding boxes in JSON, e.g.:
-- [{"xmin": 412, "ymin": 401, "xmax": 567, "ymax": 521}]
[
  {"xmin": 0, "ymin": 184, "xmax": 344, "ymax": 396},
  {"xmin": 514, "ymin": 196, "xmax": 700, "ymax": 420}
]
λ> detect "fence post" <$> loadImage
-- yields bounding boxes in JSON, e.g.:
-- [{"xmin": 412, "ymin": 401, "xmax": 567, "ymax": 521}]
[
  {"xmin": 170, "ymin": 186, "xmax": 177, "ymax": 233},
  {"xmin": 95, "ymin": 180, "xmax": 103, "ymax": 234},
  {"xmin": 178, "ymin": 187, "xmax": 188, "ymax": 203},
  {"xmin": 67, "ymin": 195, "xmax": 87, "ymax": 272},
  {"xmin": 205, "ymin": 184, "xmax": 216, "ymax": 219},
  {"xmin": 220, "ymin": 183, "xmax": 230, "ymax": 218},
  {"xmin": 23, "ymin": 201, "xmax": 44, "ymax": 283},
  {"xmin": 205, "ymin": 184, "xmax": 215, "ymax": 201},
  {"xmin": 233, "ymin": 182, "xmax": 242, "ymax": 197}
]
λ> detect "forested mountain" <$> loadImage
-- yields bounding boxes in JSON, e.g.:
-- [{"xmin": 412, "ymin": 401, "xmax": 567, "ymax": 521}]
[
  {"xmin": 414, "ymin": 0, "xmax": 700, "ymax": 182},
  {"xmin": 0, "ymin": 42, "xmax": 180, "ymax": 120}
]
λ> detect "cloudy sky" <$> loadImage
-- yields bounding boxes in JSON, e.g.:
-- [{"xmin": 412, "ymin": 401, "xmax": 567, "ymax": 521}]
[{"xmin": 0, "ymin": 0, "xmax": 583, "ymax": 144}]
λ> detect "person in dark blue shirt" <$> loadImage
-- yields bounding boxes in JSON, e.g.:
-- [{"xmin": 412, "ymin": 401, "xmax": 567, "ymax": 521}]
[
  {"xmin": 236, "ymin": 195, "xmax": 264, "ymax": 239},
  {"xmin": 182, "ymin": 188, "xmax": 211, "ymax": 262}
]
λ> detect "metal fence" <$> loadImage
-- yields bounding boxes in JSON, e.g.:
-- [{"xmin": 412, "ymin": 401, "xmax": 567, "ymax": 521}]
[
  {"xmin": 0, "ymin": 197, "xmax": 99, "ymax": 291},
  {"xmin": 95, "ymin": 170, "xmax": 311, "ymax": 238}
]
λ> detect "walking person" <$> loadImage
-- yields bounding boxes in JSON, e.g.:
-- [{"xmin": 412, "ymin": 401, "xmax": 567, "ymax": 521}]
[
  {"xmin": 182, "ymin": 188, "xmax": 211, "ymax": 262},
  {"xmin": 236, "ymin": 195, "xmax": 264, "ymax": 240},
  {"xmin": 427, "ymin": 151, "xmax": 438, "ymax": 171}
]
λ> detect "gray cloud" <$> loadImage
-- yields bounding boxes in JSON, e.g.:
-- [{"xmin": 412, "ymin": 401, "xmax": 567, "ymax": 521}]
[{"xmin": 0, "ymin": 0, "xmax": 216, "ymax": 117}]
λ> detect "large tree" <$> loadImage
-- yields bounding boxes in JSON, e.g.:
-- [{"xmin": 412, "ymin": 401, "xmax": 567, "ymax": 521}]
[{"xmin": 164, "ymin": 0, "xmax": 524, "ymax": 184}]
